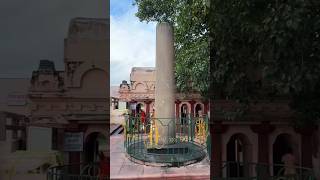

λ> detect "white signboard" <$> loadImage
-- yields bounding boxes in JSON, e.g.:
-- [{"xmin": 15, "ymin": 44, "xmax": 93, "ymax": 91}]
[
  {"xmin": 64, "ymin": 132, "xmax": 83, "ymax": 152},
  {"xmin": 118, "ymin": 101, "xmax": 127, "ymax": 110},
  {"xmin": 130, "ymin": 103, "xmax": 136, "ymax": 110}
]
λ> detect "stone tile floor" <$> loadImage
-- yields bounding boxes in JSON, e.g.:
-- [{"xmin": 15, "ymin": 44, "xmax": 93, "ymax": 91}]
[{"xmin": 110, "ymin": 135, "xmax": 210, "ymax": 180}]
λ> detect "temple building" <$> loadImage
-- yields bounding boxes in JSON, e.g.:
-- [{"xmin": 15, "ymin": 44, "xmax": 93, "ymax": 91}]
[
  {"xmin": 117, "ymin": 67, "xmax": 209, "ymax": 118},
  {"xmin": 28, "ymin": 17, "xmax": 109, "ymax": 164}
]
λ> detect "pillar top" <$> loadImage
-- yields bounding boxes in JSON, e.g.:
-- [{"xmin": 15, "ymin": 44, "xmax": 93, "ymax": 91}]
[
  {"xmin": 157, "ymin": 22, "xmax": 172, "ymax": 28},
  {"xmin": 144, "ymin": 100, "xmax": 152, "ymax": 104}
]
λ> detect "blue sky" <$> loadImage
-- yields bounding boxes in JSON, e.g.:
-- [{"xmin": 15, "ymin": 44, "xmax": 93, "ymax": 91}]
[
  {"xmin": 110, "ymin": 0, "xmax": 134, "ymax": 17},
  {"xmin": 110, "ymin": 0, "xmax": 156, "ymax": 86}
]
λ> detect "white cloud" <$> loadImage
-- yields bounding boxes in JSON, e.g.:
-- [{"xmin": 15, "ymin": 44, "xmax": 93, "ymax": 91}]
[{"xmin": 110, "ymin": 6, "xmax": 156, "ymax": 86}]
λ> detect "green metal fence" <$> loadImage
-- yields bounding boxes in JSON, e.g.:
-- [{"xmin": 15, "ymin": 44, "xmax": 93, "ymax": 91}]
[
  {"xmin": 47, "ymin": 162, "xmax": 108, "ymax": 180},
  {"xmin": 212, "ymin": 161, "xmax": 315, "ymax": 180},
  {"xmin": 124, "ymin": 115, "xmax": 210, "ymax": 166}
]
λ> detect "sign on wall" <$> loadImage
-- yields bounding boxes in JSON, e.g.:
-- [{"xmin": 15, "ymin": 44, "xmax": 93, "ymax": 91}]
[
  {"xmin": 64, "ymin": 132, "xmax": 83, "ymax": 152},
  {"xmin": 118, "ymin": 101, "xmax": 127, "ymax": 110}
]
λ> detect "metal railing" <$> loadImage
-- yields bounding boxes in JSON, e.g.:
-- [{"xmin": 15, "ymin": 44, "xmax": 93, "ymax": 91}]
[
  {"xmin": 47, "ymin": 162, "xmax": 108, "ymax": 180},
  {"xmin": 212, "ymin": 161, "xmax": 315, "ymax": 180},
  {"xmin": 123, "ymin": 115, "xmax": 210, "ymax": 166}
]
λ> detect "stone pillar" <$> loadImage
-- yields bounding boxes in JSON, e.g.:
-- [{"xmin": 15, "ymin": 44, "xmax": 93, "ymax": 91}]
[
  {"xmin": 296, "ymin": 126, "xmax": 316, "ymax": 168},
  {"xmin": 66, "ymin": 123, "xmax": 81, "ymax": 174},
  {"xmin": 145, "ymin": 100, "xmax": 152, "ymax": 116},
  {"xmin": 189, "ymin": 100, "xmax": 196, "ymax": 117},
  {"xmin": 203, "ymin": 101, "xmax": 209, "ymax": 116},
  {"xmin": 155, "ymin": 22, "xmax": 176, "ymax": 145},
  {"xmin": 251, "ymin": 122, "xmax": 275, "ymax": 178},
  {"xmin": 69, "ymin": 152, "xmax": 80, "ymax": 173},
  {"xmin": 211, "ymin": 122, "xmax": 228, "ymax": 178},
  {"xmin": 175, "ymin": 100, "xmax": 181, "ymax": 118}
]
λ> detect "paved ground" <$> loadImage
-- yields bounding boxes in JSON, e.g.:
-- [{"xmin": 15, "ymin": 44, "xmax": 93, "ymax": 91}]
[
  {"xmin": 0, "ymin": 173, "xmax": 46, "ymax": 180},
  {"xmin": 111, "ymin": 109, "xmax": 125, "ymax": 125},
  {"xmin": 110, "ymin": 134, "xmax": 210, "ymax": 180},
  {"xmin": 0, "ymin": 151, "xmax": 58, "ymax": 180}
]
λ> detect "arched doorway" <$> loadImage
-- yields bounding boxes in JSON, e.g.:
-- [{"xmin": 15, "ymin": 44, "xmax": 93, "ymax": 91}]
[
  {"xmin": 227, "ymin": 133, "xmax": 252, "ymax": 177},
  {"xmin": 273, "ymin": 133, "xmax": 297, "ymax": 176},
  {"xmin": 195, "ymin": 104, "xmax": 203, "ymax": 117},
  {"xmin": 84, "ymin": 132, "xmax": 107, "ymax": 163},
  {"xmin": 136, "ymin": 103, "xmax": 143, "ymax": 114},
  {"xmin": 180, "ymin": 103, "xmax": 189, "ymax": 125}
]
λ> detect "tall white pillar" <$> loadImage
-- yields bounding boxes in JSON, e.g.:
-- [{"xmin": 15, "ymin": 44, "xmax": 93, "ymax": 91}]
[{"xmin": 155, "ymin": 22, "xmax": 176, "ymax": 146}]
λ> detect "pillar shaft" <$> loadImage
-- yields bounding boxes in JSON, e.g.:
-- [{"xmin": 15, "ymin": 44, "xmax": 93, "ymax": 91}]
[
  {"xmin": 251, "ymin": 122, "xmax": 275, "ymax": 179},
  {"xmin": 175, "ymin": 100, "xmax": 181, "ymax": 118},
  {"xmin": 203, "ymin": 101, "xmax": 209, "ymax": 115},
  {"xmin": 145, "ymin": 101, "xmax": 151, "ymax": 116},
  {"xmin": 210, "ymin": 122, "xmax": 228, "ymax": 178},
  {"xmin": 155, "ymin": 23, "xmax": 175, "ymax": 145},
  {"xmin": 295, "ymin": 126, "xmax": 316, "ymax": 168},
  {"xmin": 189, "ymin": 100, "xmax": 196, "ymax": 117}
]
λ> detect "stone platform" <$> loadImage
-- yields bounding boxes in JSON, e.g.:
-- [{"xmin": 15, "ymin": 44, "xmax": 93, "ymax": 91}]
[{"xmin": 110, "ymin": 135, "xmax": 210, "ymax": 180}]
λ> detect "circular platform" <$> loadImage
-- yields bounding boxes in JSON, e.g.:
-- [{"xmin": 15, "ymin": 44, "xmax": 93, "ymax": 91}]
[{"xmin": 126, "ymin": 141, "xmax": 207, "ymax": 167}]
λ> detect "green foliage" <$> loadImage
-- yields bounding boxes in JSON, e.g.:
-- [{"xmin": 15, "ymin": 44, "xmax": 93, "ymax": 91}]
[
  {"xmin": 134, "ymin": 0, "xmax": 210, "ymax": 95},
  {"xmin": 210, "ymin": 0, "xmax": 320, "ymax": 125},
  {"xmin": 134, "ymin": 0, "xmax": 320, "ymax": 126}
]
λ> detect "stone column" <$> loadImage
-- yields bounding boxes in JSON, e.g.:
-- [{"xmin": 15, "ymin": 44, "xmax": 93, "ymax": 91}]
[
  {"xmin": 251, "ymin": 122, "xmax": 275, "ymax": 179},
  {"xmin": 175, "ymin": 100, "xmax": 181, "ymax": 119},
  {"xmin": 295, "ymin": 126, "xmax": 316, "ymax": 168},
  {"xmin": 211, "ymin": 122, "xmax": 228, "ymax": 178},
  {"xmin": 203, "ymin": 101, "xmax": 209, "ymax": 116},
  {"xmin": 145, "ymin": 100, "xmax": 152, "ymax": 116},
  {"xmin": 66, "ymin": 123, "xmax": 81, "ymax": 174},
  {"xmin": 155, "ymin": 22, "xmax": 176, "ymax": 145},
  {"xmin": 189, "ymin": 100, "xmax": 196, "ymax": 117}
]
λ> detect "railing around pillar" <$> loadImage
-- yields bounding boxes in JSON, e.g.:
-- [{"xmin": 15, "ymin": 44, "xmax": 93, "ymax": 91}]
[{"xmin": 123, "ymin": 115, "xmax": 210, "ymax": 167}]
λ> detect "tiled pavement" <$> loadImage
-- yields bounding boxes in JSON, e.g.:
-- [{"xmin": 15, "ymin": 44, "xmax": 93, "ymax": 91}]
[{"xmin": 110, "ymin": 135, "xmax": 210, "ymax": 180}]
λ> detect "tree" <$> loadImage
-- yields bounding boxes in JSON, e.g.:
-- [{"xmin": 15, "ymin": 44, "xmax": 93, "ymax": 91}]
[
  {"xmin": 134, "ymin": 0, "xmax": 320, "ymax": 126},
  {"xmin": 134, "ymin": 0, "xmax": 210, "ymax": 96},
  {"xmin": 210, "ymin": 0, "xmax": 320, "ymax": 126}
]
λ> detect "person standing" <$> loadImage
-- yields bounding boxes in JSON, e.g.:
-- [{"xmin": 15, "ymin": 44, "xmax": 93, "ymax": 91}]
[
  {"xmin": 281, "ymin": 148, "xmax": 296, "ymax": 176},
  {"xmin": 140, "ymin": 109, "xmax": 146, "ymax": 132}
]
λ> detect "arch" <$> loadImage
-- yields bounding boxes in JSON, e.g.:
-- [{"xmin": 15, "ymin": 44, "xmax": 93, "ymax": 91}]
[
  {"xmin": 84, "ymin": 131, "xmax": 107, "ymax": 163},
  {"xmin": 80, "ymin": 68, "xmax": 107, "ymax": 87},
  {"xmin": 133, "ymin": 83, "xmax": 146, "ymax": 92},
  {"xmin": 71, "ymin": 61, "xmax": 107, "ymax": 88},
  {"xmin": 226, "ymin": 133, "xmax": 253, "ymax": 177},
  {"xmin": 76, "ymin": 68, "xmax": 108, "ymax": 97},
  {"xmin": 269, "ymin": 127, "xmax": 300, "ymax": 175},
  {"xmin": 136, "ymin": 102, "xmax": 145, "ymax": 113},
  {"xmin": 272, "ymin": 133, "xmax": 299, "ymax": 176},
  {"xmin": 180, "ymin": 103, "xmax": 189, "ymax": 125},
  {"xmin": 194, "ymin": 103, "xmax": 204, "ymax": 117},
  {"xmin": 179, "ymin": 103, "xmax": 191, "ymax": 117}
]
